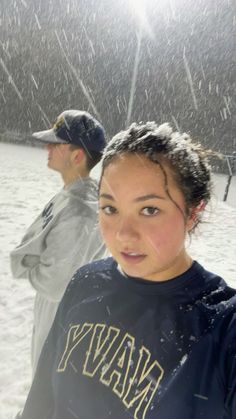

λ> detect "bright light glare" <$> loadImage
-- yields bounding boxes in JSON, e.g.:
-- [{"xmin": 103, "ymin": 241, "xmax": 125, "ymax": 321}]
[
  {"xmin": 129, "ymin": 0, "xmax": 146, "ymax": 22},
  {"xmin": 129, "ymin": 0, "xmax": 154, "ymax": 38}
]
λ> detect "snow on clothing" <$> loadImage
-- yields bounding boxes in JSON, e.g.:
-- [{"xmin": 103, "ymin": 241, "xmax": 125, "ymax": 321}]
[
  {"xmin": 10, "ymin": 177, "xmax": 107, "ymax": 371},
  {"xmin": 21, "ymin": 257, "xmax": 236, "ymax": 419}
]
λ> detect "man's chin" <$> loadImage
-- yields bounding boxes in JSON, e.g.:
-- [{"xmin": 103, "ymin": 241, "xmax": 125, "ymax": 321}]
[{"xmin": 47, "ymin": 161, "xmax": 57, "ymax": 171}]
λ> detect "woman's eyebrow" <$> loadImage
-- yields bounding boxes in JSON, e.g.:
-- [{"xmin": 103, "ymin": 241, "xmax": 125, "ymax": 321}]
[
  {"xmin": 99, "ymin": 193, "xmax": 114, "ymax": 200},
  {"xmin": 99, "ymin": 193, "xmax": 165, "ymax": 201},
  {"xmin": 134, "ymin": 194, "xmax": 165, "ymax": 202}
]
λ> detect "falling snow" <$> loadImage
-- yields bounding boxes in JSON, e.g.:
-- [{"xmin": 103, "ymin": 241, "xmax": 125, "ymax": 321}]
[{"xmin": 0, "ymin": 0, "xmax": 236, "ymax": 417}]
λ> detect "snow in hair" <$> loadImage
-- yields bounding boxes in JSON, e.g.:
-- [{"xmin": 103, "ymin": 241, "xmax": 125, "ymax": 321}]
[{"xmin": 101, "ymin": 121, "xmax": 213, "ymax": 209}]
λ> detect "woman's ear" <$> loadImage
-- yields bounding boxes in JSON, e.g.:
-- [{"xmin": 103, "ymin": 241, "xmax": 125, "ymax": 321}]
[{"xmin": 187, "ymin": 200, "xmax": 205, "ymax": 231}]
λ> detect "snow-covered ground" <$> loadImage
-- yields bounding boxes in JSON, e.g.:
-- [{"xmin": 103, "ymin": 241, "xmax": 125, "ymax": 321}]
[{"xmin": 0, "ymin": 142, "xmax": 235, "ymax": 419}]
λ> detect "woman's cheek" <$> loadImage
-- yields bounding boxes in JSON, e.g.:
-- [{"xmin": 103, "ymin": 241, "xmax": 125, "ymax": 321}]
[
  {"xmin": 144, "ymin": 222, "xmax": 175, "ymax": 248},
  {"xmin": 99, "ymin": 216, "xmax": 114, "ymax": 242}
]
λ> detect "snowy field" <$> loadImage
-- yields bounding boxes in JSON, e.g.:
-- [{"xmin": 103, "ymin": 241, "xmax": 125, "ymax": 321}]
[{"xmin": 0, "ymin": 142, "xmax": 236, "ymax": 419}]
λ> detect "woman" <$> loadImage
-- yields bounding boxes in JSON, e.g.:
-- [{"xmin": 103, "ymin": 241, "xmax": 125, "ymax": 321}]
[{"xmin": 20, "ymin": 122, "xmax": 236, "ymax": 419}]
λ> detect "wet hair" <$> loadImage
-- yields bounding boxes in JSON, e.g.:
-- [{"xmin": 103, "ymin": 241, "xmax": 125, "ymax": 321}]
[
  {"xmin": 70, "ymin": 144, "xmax": 102, "ymax": 171},
  {"xmin": 101, "ymin": 122, "xmax": 214, "ymax": 228}
]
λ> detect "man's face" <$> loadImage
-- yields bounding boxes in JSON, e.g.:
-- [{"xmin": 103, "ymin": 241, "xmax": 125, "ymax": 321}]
[{"xmin": 46, "ymin": 143, "xmax": 73, "ymax": 174}]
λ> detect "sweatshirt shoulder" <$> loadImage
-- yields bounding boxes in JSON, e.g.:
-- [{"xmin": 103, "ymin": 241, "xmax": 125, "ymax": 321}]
[
  {"xmin": 62, "ymin": 257, "xmax": 116, "ymax": 304},
  {"xmin": 198, "ymin": 263, "xmax": 236, "ymax": 300},
  {"xmin": 63, "ymin": 178, "xmax": 99, "ymax": 215},
  {"xmin": 72, "ymin": 257, "xmax": 115, "ymax": 281},
  {"xmin": 191, "ymin": 264, "xmax": 236, "ymax": 333},
  {"xmin": 66, "ymin": 177, "xmax": 98, "ymax": 201}
]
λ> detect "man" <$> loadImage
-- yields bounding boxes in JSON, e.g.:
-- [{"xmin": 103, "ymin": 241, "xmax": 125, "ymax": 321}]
[{"xmin": 10, "ymin": 109, "xmax": 107, "ymax": 372}]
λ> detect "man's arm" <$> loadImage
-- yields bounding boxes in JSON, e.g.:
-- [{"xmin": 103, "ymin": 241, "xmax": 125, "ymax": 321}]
[
  {"xmin": 12, "ymin": 211, "xmax": 105, "ymax": 301},
  {"xmin": 10, "ymin": 216, "xmax": 43, "ymax": 279}
]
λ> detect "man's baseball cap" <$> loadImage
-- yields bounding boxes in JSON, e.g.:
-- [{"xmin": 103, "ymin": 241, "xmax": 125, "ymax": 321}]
[{"xmin": 32, "ymin": 110, "xmax": 106, "ymax": 153}]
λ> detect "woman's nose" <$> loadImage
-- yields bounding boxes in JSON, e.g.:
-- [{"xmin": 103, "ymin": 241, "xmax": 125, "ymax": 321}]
[{"xmin": 116, "ymin": 218, "xmax": 139, "ymax": 242}]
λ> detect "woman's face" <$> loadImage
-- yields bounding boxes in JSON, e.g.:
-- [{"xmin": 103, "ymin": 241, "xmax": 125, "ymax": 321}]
[{"xmin": 99, "ymin": 153, "xmax": 195, "ymax": 282}]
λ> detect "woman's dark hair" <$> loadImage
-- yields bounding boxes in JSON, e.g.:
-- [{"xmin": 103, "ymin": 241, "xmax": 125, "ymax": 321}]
[{"xmin": 101, "ymin": 122, "xmax": 215, "ymax": 228}]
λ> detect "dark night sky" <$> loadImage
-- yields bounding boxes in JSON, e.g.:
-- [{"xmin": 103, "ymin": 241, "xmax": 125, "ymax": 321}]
[{"xmin": 0, "ymin": 0, "xmax": 236, "ymax": 156}]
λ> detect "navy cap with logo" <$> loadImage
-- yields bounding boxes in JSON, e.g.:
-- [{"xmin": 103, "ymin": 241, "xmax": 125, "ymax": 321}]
[{"xmin": 32, "ymin": 110, "xmax": 106, "ymax": 153}]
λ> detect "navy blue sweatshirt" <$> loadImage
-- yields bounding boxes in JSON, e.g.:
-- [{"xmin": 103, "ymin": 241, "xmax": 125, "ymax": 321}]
[{"xmin": 21, "ymin": 258, "xmax": 236, "ymax": 419}]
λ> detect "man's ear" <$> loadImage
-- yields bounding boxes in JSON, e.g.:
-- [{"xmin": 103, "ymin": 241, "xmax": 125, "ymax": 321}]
[{"xmin": 72, "ymin": 148, "xmax": 86, "ymax": 166}]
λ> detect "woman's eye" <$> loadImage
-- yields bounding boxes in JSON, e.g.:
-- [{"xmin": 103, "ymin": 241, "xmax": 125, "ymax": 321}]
[
  {"xmin": 141, "ymin": 206, "xmax": 159, "ymax": 216},
  {"xmin": 100, "ymin": 206, "xmax": 117, "ymax": 215}
]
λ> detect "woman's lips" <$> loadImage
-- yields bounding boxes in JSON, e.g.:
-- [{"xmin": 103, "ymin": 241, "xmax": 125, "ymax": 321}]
[{"xmin": 120, "ymin": 252, "xmax": 146, "ymax": 264}]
